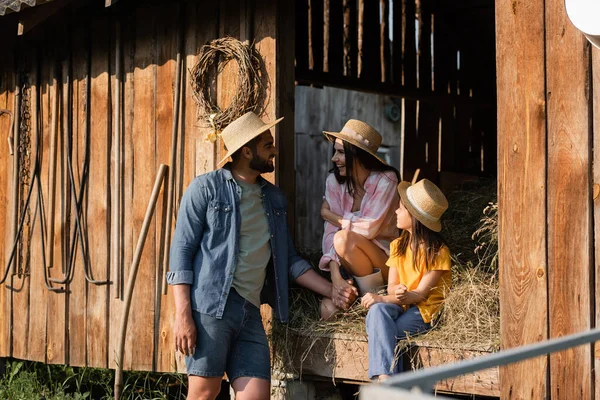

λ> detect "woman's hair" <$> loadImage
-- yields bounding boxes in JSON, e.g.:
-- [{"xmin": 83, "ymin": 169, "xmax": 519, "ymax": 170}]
[
  {"xmin": 394, "ymin": 208, "xmax": 447, "ymax": 271},
  {"xmin": 330, "ymin": 140, "xmax": 400, "ymax": 195}
]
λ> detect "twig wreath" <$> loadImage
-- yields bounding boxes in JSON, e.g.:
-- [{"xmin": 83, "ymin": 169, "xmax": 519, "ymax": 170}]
[{"xmin": 190, "ymin": 37, "xmax": 266, "ymax": 142}]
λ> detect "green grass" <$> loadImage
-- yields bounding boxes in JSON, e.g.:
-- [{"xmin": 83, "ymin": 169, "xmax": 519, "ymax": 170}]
[{"xmin": 0, "ymin": 359, "xmax": 188, "ymax": 399}]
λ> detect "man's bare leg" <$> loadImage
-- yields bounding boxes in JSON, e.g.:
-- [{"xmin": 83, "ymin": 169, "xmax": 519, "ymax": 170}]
[
  {"xmin": 187, "ymin": 376, "xmax": 222, "ymax": 400},
  {"xmin": 231, "ymin": 376, "xmax": 270, "ymax": 400}
]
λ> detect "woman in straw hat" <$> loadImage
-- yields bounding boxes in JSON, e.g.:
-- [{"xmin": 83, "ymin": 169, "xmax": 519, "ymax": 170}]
[
  {"xmin": 361, "ymin": 179, "xmax": 452, "ymax": 382},
  {"xmin": 319, "ymin": 119, "xmax": 400, "ymax": 320}
]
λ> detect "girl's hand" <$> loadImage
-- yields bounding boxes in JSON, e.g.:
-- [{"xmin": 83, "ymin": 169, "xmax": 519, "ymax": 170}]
[
  {"xmin": 395, "ymin": 284, "xmax": 409, "ymax": 303},
  {"xmin": 361, "ymin": 292, "xmax": 383, "ymax": 309},
  {"xmin": 331, "ymin": 274, "xmax": 358, "ymax": 309}
]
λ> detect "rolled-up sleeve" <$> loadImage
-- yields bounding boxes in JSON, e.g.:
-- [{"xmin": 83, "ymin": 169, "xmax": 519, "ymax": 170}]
[{"xmin": 166, "ymin": 179, "xmax": 207, "ymax": 285}]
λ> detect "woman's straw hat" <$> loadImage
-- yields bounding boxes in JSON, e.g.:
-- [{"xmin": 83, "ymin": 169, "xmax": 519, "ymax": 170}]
[
  {"xmin": 397, "ymin": 179, "xmax": 448, "ymax": 232},
  {"xmin": 217, "ymin": 111, "xmax": 283, "ymax": 166},
  {"xmin": 323, "ymin": 119, "xmax": 388, "ymax": 166}
]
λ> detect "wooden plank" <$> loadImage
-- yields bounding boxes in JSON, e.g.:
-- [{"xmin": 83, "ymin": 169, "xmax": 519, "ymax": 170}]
[
  {"xmin": 416, "ymin": 1, "xmax": 438, "ymax": 182},
  {"xmin": 87, "ymin": 16, "xmax": 111, "ymax": 369},
  {"xmin": 27, "ymin": 43, "xmax": 48, "ymax": 364},
  {"xmin": 380, "ymin": 0, "xmax": 390, "ymax": 83},
  {"xmin": 416, "ymin": 346, "xmax": 499, "ymax": 397},
  {"xmin": 154, "ymin": 2, "xmax": 184, "ymax": 374},
  {"xmin": 127, "ymin": 6, "xmax": 156, "ymax": 372},
  {"xmin": 390, "ymin": 0, "xmax": 403, "ymax": 85},
  {"xmin": 496, "ymin": 0, "xmax": 548, "ymax": 398},
  {"xmin": 545, "ymin": 0, "xmax": 592, "ymax": 397},
  {"xmin": 280, "ymin": 333, "xmax": 499, "ymax": 397},
  {"xmin": 593, "ymin": 45, "xmax": 600, "ymax": 400},
  {"xmin": 342, "ymin": 0, "xmax": 357, "ymax": 77},
  {"xmin": 401, "ymin": 0, "xmax": 418, "ymax": 181},
  {"xmin": 67, "ymin": 15, "xmax": 89, "ymax": 368},
  {"xmin": 10, "ymin": 50, "xmax": 36, "ymax": 362},
  {"xmin": 0, "ymin": 46, "xmax": 15, "ymax": 359},
  {"xmin": 110, "ymin": 10, "xmax": 137, "ymax": 371}
]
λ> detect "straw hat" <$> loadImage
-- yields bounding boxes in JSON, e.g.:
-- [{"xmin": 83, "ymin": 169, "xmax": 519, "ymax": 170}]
[
  {"xmin": 323, "ymin": 119, "xmax": 388, "ymax": 166},
  {"xmin": 397, "ymin": 179, "xmax": 448, "ymax": 232},
  {"xmin": 217, "ymin": 111, "xmax": 283, "ymax": 166}
]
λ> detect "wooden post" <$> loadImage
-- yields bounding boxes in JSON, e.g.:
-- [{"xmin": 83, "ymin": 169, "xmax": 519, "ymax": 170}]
[
  {"xmin": 546, "ymin": 0, "xmax": 593, "ymax": 397},
  {"xmin": 496, "ymin": 0, "xmax": 548, "ymax": 398}
]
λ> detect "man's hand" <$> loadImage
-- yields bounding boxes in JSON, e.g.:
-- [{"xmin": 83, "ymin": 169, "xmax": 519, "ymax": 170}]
[
  {"xmin": 361, "ymin": 292, "xmax": 383, "ymax": 309},
  {"xmin": 331, "ymin": 274, "xmax": 358, "ymax": 310},
  {"xmin": 394, "ymin": 284, "xmax": 409, "ymax": 303},
  {"xmin": 174, "ymin": 312, "xmax": 197, "ymax": 356}
]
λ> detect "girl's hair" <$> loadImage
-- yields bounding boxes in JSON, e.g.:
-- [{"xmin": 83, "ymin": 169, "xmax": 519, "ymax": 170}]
[
  {"xmin": 330, "ymin": 140, "xmax": 400, "ymax": 195},
  {"xmin": 394, "ymin": 208, "xmax": 447, "ymax": 271}
]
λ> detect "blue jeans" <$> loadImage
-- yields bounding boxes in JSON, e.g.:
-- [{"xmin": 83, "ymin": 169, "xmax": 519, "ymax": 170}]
[{"xmin": 366, "ymin": 303, "xmax": 431, "ymax": 379}]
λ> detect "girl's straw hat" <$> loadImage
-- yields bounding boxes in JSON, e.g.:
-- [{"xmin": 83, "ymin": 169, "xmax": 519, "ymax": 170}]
[
  {"xmin": 397, "ymin": 179, "xmax": 448, "ymax": 232},
  {"xmin": 323, "ymin": 119, "xmax": 389, "ymax": 166},
  {"xmin": 218, "ymin": 111, "xmax": 283, "ymax": 166}
]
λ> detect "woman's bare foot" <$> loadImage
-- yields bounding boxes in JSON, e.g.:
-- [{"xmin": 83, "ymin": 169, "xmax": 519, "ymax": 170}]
[{"xmin": 320, "ymin": 297, "xmax": 341, "ymax": 320}]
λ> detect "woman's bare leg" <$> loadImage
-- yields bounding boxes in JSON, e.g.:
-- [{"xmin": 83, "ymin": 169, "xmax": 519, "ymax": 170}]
[{"xmin": 333, "ymin": 230, "xmax": 389, "ymax": 279}]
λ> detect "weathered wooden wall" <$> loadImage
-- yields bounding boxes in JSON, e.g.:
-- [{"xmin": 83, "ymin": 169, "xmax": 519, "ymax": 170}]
[
  {"xmin": 0, "ymin": 0, "xmax": 292, "ymax": 373},
  {"xmin": 296, "ymin": 0, "xmax": 497, "ymax": 183},
  {"xmin": 497, "ymin": 0, "xmax": 597, "ymax": 398}
]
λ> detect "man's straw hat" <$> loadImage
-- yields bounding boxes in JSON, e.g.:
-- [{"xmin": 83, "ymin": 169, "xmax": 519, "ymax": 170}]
[
  {"xmin": 397, "ymin": 179, "xmax": 448, "ymax": 232},
  {"xmin": 323, "ymin": 119, "xmax": 388, "ymax": 166},
  {"xmin": 218, "ymin": 111, "xmax": 283, "ymax": 166}
]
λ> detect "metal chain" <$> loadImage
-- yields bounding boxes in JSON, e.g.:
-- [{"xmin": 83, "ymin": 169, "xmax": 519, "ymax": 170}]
[{"xmin": 17, "ymin": 72, "xmax": 32, "ymax": 277}]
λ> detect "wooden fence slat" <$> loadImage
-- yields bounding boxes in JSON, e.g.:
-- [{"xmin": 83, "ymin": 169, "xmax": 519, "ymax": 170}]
[
  {"xmin": 111, "ymin": 10, "xmax": 137, "ymax": 371},
  {"xmin": 593, "ymin": 45, "xmax": 600, "ymax": 400},
  {"xmin": 27, "ymin": 45, "xmax": 47, "ymax": 364},
  {"xmin": 390, "ymin": 0, "xmax": 403, "ymax": 85},
  {"xmin": 343, "ymin": 0, "xmax": 357, "ymax": 77},
  {"xmin": 380, "ymin": 0, "xmax": 390, "ymax": 83},
  {"xmin": 546, "ymin": 0, "xmax": 592, "ymax": 397},
  {"xmin": 127, "ymin": 6, "xmax": 157, "ymax": 372},
  {"xmin": 401, "ymin": 0, "xmax": 418, "ymax": 182},
  {"xmin": 416, "ymin": 1, "xmax": 438, "ymax": 182},
  {"xmin": 0, "ymin": 47, "xmax": 15, "ymax": 359},
  {"xmin": 87, "ymin": 16, "xmax": 111, "ymax": 369},
  {"xmin": 10, "ymin": 50, "xmax": 36, "ymax": 362},
  {"xmin": 67, "ymin": 15, "xmax": 89, "ymax": 367},
  {"xmin": 496, "ymin": 0, "xmax": 548, "ymax": 398}
]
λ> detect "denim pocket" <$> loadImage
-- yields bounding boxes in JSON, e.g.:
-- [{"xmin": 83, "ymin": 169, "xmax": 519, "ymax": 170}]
[{"xmin": 207, "ymin": 200, "xmax": 232, "ymax": 229}]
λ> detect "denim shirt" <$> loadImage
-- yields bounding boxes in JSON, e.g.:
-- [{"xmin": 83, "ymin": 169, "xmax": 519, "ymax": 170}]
[{"xmin": 166, "ymin": 165, "xmax": 312, "ymax": 322}]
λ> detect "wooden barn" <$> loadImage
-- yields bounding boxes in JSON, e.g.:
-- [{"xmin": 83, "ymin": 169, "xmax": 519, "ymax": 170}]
[{"xmin": 0, "ymin": 0, "xmax": 597, "ymax": 398}]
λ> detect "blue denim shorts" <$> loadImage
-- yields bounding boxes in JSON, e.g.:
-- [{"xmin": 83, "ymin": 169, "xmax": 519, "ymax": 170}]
[{"xmin": 185, "ymin": 288, "xmax": 270, "ymax": 382}]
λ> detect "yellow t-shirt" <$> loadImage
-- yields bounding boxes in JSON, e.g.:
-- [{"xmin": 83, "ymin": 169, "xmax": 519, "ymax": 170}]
[{"xmin": 386, "ymin": 239, "xmax": 452, "ymax": 323}]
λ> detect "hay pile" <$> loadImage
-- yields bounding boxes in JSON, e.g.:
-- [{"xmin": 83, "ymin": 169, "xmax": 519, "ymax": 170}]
[{"xmin": 272, "ymin": 178, "xmax": 500, "ymax": 376}]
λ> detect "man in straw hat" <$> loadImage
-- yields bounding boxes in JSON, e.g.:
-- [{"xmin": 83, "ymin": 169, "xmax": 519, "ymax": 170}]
[{"xmin": 166, "ymin": 111, "xmax": 339, "ymax": 400}]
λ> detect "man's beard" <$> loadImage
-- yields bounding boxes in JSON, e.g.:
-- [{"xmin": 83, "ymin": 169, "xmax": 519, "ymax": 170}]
[{"xmin": 250, "ymin": 154, "xmax": 275, "ymax": 173}]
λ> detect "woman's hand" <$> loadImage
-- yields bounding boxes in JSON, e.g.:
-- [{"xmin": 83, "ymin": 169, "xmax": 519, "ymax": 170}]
[
  {"xmin": 361, "ymin": 292, "xmax": 383, "ymax": 309},
  {"xmin": 394, "ymin": 284, "xmax": 409, "ymax": 303}
]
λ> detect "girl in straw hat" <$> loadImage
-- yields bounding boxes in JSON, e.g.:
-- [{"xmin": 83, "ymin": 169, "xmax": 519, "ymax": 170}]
[
  {"xmin": 319, "ymin": 119, "xmax": 400, "ymax": 320},
  {"xmin": 361, "ymin": 179, "xmax": 452, "ymax": 382}
]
